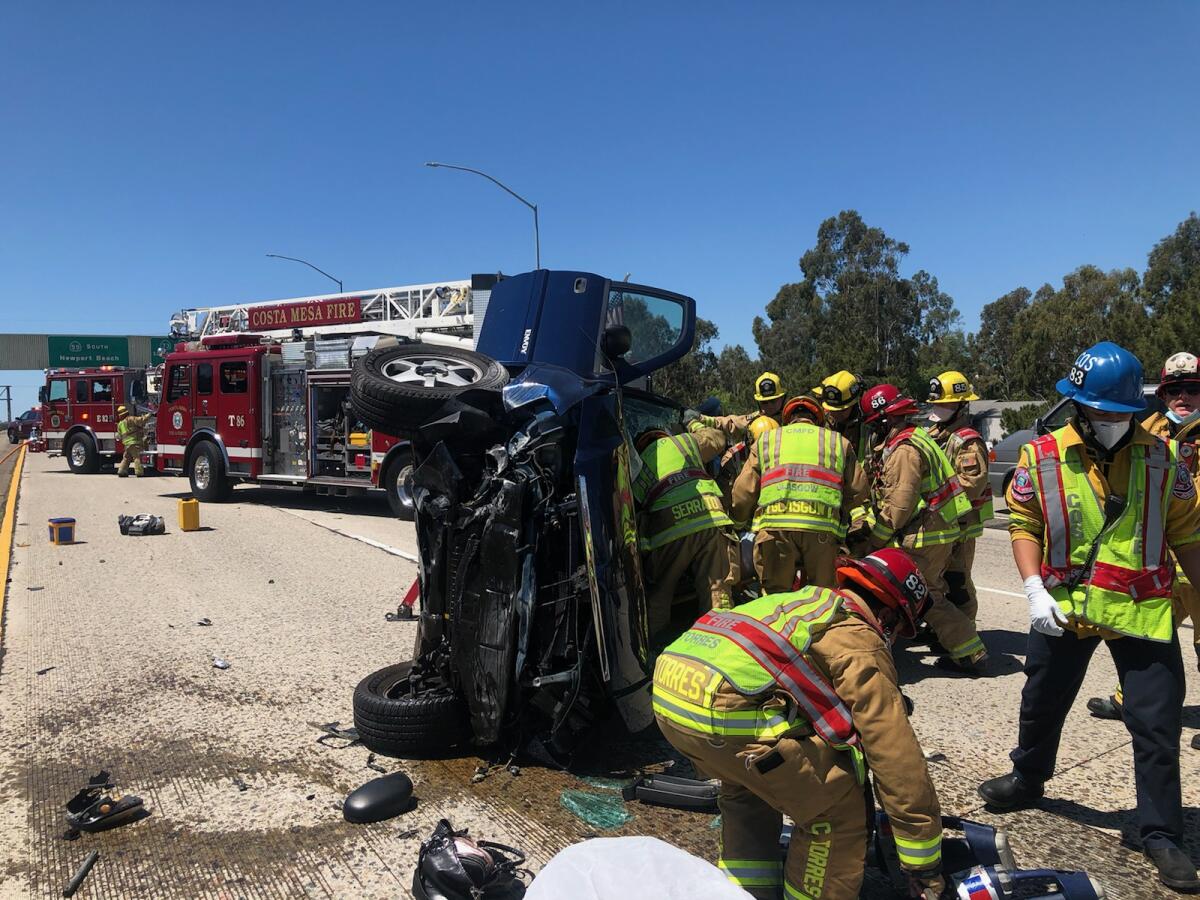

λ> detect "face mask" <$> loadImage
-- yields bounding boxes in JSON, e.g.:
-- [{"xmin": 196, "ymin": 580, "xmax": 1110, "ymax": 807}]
[
  {"xmin": 927, "ymin": 405, "xmax": 956, "ymax": 424},
  {"xmin": 1084, "ymin": 411, "xmax": 1133, "ymax": 449},
  {"xmin": 1167, "ymin": 410, "xmax": 1184, "ymax": 425}
]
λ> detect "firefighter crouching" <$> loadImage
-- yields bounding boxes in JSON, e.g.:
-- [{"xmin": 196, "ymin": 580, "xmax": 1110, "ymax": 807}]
[
  {"xmin": 695, "ymin": 371, "xmax": 787, "ymax": 439},
  {"xmin": 731, "ymin": 395, "xmax": 869, "ymax": 592},
  {"xmin": 925, "ymin": 371, "xmax": 992, "ymax": 635},
  {"xmin": 633, "ymin": 426, "xmax": 740, "ymax": 638},
  {"xmin": 116, "ymin": 404, "xmax": 152, "ymax": 478},
  {"xmin": 978, "ymin": 342, "xmax": 1200, "ymax": 893},
  {"xmin": 654, "ymin": 549, "xmax": 945, "ymax": 900},
  {"xmin": 857, "ymin": 385, "xmax": 987, "ymax": 673}
]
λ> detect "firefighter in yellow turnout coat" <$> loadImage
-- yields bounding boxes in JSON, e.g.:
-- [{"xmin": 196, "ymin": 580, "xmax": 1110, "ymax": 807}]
[
  {"xmin": 633, "ymin": 426, "xmax": 739, "ymax": 637},
  {"xmin": 116, "ymin": 404, "xmax": 153, "ymax": 477},
  {"xmin": 654, "ymin": 548, "xmax": 945, "ymax": 900}
]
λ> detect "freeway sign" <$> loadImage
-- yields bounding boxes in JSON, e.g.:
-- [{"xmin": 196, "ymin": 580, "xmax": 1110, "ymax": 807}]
[{"xmin": 47, "ymin": 335, "xmax": 129, "ymax": 367}]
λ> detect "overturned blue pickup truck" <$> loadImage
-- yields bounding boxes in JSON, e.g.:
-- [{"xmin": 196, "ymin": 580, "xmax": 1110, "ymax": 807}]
[{"xmin": 350, "ymin": 271, "xmax": 697, "ymax": 762}]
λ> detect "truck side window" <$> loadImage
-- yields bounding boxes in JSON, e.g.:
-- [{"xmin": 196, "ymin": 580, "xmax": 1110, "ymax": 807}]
[
  {"xmin": 220, "ymin": 362, "xmax": 248, "ymax": 394},
  {"xmin": 167, "ymin": 365, "xmax": 191, "ymax": 402},
  {"xmin": 91, "ymin": 379, "xmax": 113, "ymax": 402},
  {"xmin": 48, "ymin": 381, "xmax": 68, "ymax": 402},
  {"xmin": 74, "ymin": 380, "xmax": 88, "ymax": 403},
  {"xmin": 196, "ymin": 363, "xmax": 214, "ymax": 395}
]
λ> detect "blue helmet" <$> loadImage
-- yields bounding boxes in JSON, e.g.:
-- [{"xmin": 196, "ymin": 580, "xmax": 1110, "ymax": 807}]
[{"xmin": 1055, "ymin": 341, "xmax": 1146, "ymax": 413}]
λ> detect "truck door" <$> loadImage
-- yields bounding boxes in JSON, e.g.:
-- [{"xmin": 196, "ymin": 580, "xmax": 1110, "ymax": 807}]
[
  {"xmin": 160, "ymin": 362, "xmax": 194, "ymax": 463},
  {"xmin": 215, "ymin": 358, "xmax": 258, "ymax": 472},
  {"xmin": 42, "ymin": 377, "xmax": 70, "ymax": 450},
  {"xmin": 89, "ymin": 375, "xmax": 118, "ymax": 451}
]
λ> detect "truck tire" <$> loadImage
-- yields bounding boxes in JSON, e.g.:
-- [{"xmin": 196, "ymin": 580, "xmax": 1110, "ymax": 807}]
[
  {"xmin": 353, "ymin": 663, "xmax": 470, "ymax": 759},
  {"xmin": 351, "ymin": 343, "xmax": 508, "ymax": 433},
  {"xmin": 7, "ymin": 429, "xmax": 18, "ymax": 444},
  {"xmin": 384, "ymin": 453, "xmax": 415, "ymax": 521},
  {"xmin": 65, "ymin": 434, "xmax": 99, "ymax": 474},
  {"xmin": 189, "ymin": 441, "xmax": 232, "ymax": 501}
]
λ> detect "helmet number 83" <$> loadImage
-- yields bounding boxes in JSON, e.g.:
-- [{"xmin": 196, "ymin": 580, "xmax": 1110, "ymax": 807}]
[{"xmin": 1068, "ymin": 351, "xmax": 1096, "ymax": 386}]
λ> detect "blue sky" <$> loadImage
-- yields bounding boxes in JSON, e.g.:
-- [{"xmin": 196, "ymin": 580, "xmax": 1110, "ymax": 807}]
[{"xmin": 2, "ymin": 2, "xmax": 1197, "ymax": 413}]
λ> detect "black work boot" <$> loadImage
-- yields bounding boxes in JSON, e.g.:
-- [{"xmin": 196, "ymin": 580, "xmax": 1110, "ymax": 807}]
[
  {"xmin": 977, "ymin": 772, "xmax": 1044, "ymax": 810},
  {"xmin": 1086, "ymin": 694, "xmax": 1123, "ymax": 721},
  {"xmin": 1190, "ymin": 733, "xmax": 1200, "ymax": 751},
  {"xmin": 1145, "ymin": 846, "xmax": 1200, "ymax": 892}
]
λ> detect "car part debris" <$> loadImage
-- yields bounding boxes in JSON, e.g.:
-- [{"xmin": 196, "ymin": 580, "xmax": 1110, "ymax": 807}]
[
  {"xmin": 412, "ymin": 818, "xmax": 527, "ymax": 900},
  {"xmin": 232, "ymin": 776, "xmax": 249, "ymax": 792},
  {"xmin": 951, "ymin": 865, "xmax": 1106, "ymax": 900},
  {"xmin": 343, "ymin": 771, "xmax": 415, "ymax": 824},
  {"xmin": 875, "ymin": 813, "xmax": 1016, "ymax": 892},
  {"xmin": 197, "ymin": 617, "xmax": 213, "ymax": 626},
  {"xmin": 117, "ymin": 514, "xmax": 165, "ymax": 536},
  {"xmin": 27, "ymin": 585, "xmax": 44, "ymax": 592},
  {"xmin": 62, "ymin": 850, "xmax": 99, "ymax": 898},
  {"xmin": 386, "ymin": 579, "xmax": 420, "ymax": 621},
  {"xmin": 309, "ymin": 720, "xmax": 361, "ymax": 748},
  {"xmin": 559, "ymin": 789, "xmax": 632, "ymax": 830},
  {"xmin": 365, "ymin": 753, "xmax": 387, "ymax": 774},
  {"xmin": 36, "ymin": 666, "xmax": 56, "ymax": 676},
  {"xmin": 621, "ymin": 773, "xmax": 719, "ymax": 813},
  {"xmin": 212, "ymin": 656, "xmax": 230, "ymax": 670},
  {"xmin": 64, "ymin": 772, "xmax": 146, "ymax": 837}
]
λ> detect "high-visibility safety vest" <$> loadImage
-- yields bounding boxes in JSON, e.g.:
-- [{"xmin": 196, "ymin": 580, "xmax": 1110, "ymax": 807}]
[
  {"xmin": 633, "ymin": 432, "xmax": 732, "ymax": 551},
  {"xmin": 945, "ymin": 426, "xmax": 994, "ymax": 540},
  {"xmin": 1027, "ymin": 430, "xmax": 1178, "ymax": 641},
  {"xmin": 653, "ymin": 587, "xmax": 868, "ymax": 755},
  {"xmin": 871, "ymin": 426, "xmax": 971, "ymax": 547},
  {"xmin": 753, "ymin": 422, "xmax": 847, "ymax": 536},
  {"xmin": 117, "ymin": 415, "xmax": 143, "ymax": 448}
]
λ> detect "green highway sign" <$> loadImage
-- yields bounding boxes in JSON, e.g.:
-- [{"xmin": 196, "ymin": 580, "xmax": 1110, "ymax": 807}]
[
  {"xmin": 47, "ymin": 335, "xmax": 129, "ymax": 368},
  {"xmin": 150, "ymin": 337, "xmax": 176, "ymax": 361}
]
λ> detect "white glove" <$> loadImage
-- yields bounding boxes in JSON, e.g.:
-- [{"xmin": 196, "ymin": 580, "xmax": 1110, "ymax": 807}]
[{"xmin": 1024, "ymin": 575, "xmax": 1066, "ymax": 637}]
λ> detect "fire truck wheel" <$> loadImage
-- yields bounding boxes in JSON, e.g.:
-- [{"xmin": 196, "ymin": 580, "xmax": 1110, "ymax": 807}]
[
  {"xmin": 351, "ymin": 344, "xmax": 508, "ymax": 433},
  {"xmin": 65, "ymin": 434, "xmax": 100, "ymax": 474},
  {"xmin": 353, "ymin": 663, "xmax": 470, "ymax": 759},
  {"xmin": 189, "ymin": 441, "xmax": 232, "ymax": 501},
  {"xmin": 384, "ymin": 454, "xmax": 415, "ymax": 521}
]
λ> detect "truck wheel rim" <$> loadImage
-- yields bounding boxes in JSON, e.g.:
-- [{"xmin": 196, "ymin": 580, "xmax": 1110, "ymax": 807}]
[
  {"xmin": 382, "ymin": 355, "xmax": 484, "ymax": 389},
  {"xmin": 395, "ymin": 464, "xmax": 414, "ymax": 512},
  {"xmin": 194, "ymin": 455, "xmax": 211, "ymax": 490},
  {"xmin": 70, "ymin": 442, "xmax": 87, "ymax": 467}
]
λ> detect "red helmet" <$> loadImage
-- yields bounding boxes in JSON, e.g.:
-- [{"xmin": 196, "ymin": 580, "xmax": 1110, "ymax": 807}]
[
  {"xmin": 635, "ymin": 428, "xmax": 670, "ymax": 454},
  {"xmin": 836, "ymin": 548, "xmax": 930, "ymax": 639},
  {"xmin": 859, "ymin": 384, "xmax": 919, "ymax": 425}
]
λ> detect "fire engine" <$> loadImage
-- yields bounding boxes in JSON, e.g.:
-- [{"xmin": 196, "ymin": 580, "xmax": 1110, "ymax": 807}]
[
  {"xmin": 153, "ymin": 277, "xmax": 492, "ymax": 518},
  {"xmin": 40, "ymin": 365, "xmax": 159, "ymax": 473}
]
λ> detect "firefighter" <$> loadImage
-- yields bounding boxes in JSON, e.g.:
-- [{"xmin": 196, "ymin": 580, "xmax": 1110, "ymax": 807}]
[
  {"xmin": 819, "ymin": 370, "xmax": 867, "ymax": 458},
  {"xmin": 857, "ymin": 384, "xmax": 986, "ymax": 673},
  {"xmin": 693, "ymin": 371, "xmax": 787, "ymax": 439},
  {"xmin": 977, "ymin": 342, "xmax": 1200, "ymax": 893},
  {"xmin": 1084, "ymin": 352, "xmax": 1200, "ymax": 739},
  {"xmin": 633, "ymin": 425, "xmax": 739, "ymax": 638},
  {"xmin": 653, "ymin": 548, "xmax": 945, "ymax": 900},
  {"xmin": 925, "ymin": 371, "xmax": 991, "ymax": 637},
  {"xmin": 730, "ymin": 395, "xmax": 869, "ymax": 592},
  {"xmin": 115, "ymin": 404, "xmax": 152, "ymax": 478}
]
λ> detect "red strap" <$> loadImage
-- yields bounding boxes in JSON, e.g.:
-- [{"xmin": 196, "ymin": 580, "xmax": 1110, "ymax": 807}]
[
  {"xmin": 953, "ymin": 427, "xmax": 985, "ymax": 444},
  {"xmin": 885, "ymin": 426, "xmax": 916, "ymax": 451}
]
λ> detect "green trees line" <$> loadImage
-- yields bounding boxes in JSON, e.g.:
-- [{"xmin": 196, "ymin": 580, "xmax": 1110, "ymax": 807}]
[{"xmin": 657, "ymin": 210, "xmax": 1200, "ymax": 415}]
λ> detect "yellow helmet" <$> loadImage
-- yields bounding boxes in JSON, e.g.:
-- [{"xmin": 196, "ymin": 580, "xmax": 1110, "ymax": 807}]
[
  {"xmin": 117, "ymin": 405, "xmax": 129, "ymax": 416},
  {"xmin": 754, "ymin": 372, "xmax": 785, "ymax": 402},
  {"xmin": 748, "ymin": 415, "xmax": 780, "ymax": 441},
  {"xmin": 819, "ymin": 371, "xmax": 863, "ymax": 411},
  {"xmin": 927, "ymin": 370, "xmax": 979, "ymax": 404}
]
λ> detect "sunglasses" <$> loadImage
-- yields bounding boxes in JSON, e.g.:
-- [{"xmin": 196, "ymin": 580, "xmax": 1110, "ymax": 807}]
[{"xmin": 1163, "ymin": 383, "xmax": 1200, "ymax": 398}]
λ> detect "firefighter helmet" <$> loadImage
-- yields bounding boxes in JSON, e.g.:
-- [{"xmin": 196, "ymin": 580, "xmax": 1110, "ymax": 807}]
[
  {"xmin": 782, "ymin": 395, "xmax": 822, "ymax": 424},
  {"xmin": 859, "ymin": 384, "xmax": 918, "ymax": 424},
  {"xmin": 747, "ymin": 416, "xmax": 780, "ymax": 442},
  {"xmin": 927, "ymin": 370, "xmax": 979, "ymax": 404},
  {"xmin": 819, "ymin": 371, "xmax": 864, "ymax": 412},
  {"xmin": 754, "ymin": 372, "xmax": 785, "ymax": 402},
  {"xmin": 635, "ymin": 428, "xmax": 669, "ymax": 454},
  {"xmin": 1159, "ymin": 352, "xmax": 1200, "ymax": 395},
  {"xmin": 836, "ymin": 548, "xmax": 930, "ymax": 640},
  {"xmin": 1055, "ymin": 341, "xmax": 1146, "ymax": 413},
  {"xmin": 117, "ymin": 405, "xmax": 128, "ymax": 416}
]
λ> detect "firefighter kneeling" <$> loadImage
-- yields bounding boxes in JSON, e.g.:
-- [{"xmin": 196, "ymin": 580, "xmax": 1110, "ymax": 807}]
[{"xmin": 654, "ymin": 549, "xmax": 945, "ymax": 900}]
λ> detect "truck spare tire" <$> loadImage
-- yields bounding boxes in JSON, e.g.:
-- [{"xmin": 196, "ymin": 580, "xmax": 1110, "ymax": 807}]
[
  {"xmin": 351, "ymin": 344, "xmax": 509, "ymax": 434},
  {"xmin": 353, "ymin": 663, "xmax": 471, "ymax": 758}
]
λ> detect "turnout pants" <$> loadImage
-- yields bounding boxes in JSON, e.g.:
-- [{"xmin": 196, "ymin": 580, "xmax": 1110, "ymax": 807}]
[
  {"xmin": 645, "ymin": 528, "xmax": 738, "ymax": 637},
  {"xmin": 944, "ymin": 538, "xmax": 978, "ymax": 624},
  {"xmin": 904, "ymin": 541, "xmax": 985, "ymax": 661},
  {"xmin": 753, "ymin": 529, "xmax": 839, "ymax": 594},
  {"xmin": 657, "ymin": 716, "xmax": 867, "ymax": 900},
  {"xmin": 1011, "ymin": 628, "xmax": 1184, "ymax": 849},
  {"xmin": 117, "ymin": 445, "xmax": 144, "ymax": 477}
]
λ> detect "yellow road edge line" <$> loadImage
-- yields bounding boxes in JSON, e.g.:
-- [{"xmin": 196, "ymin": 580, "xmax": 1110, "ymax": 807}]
[{"xmin": 0, "ymin": 443, "xmax": 29, "ymax": 647}]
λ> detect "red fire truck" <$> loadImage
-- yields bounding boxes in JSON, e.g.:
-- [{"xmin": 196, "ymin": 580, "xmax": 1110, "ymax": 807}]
[
  {"xmin": 153, "ymin": 278, "xmax": 489, "ymax": 518},
  {"xmin": 40, "ymin": 366, "xmax": 158, "ymax": 472}
]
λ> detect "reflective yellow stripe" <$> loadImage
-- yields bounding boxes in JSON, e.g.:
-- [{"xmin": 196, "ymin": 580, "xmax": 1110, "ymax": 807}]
[
  {"xmin": 719, "ymin": 858, "xmax": 783, "ymax": 888},
  {"xmin": 894, "ymin": 833, "xmax": 942, "ymax": 868},
  {"xmin": 652, "ymin": 694, "xmax": 795, "ymax": 739},
  {"xmin": 947, "ymin": 635, "xmax": 984, "ymax": 658}
]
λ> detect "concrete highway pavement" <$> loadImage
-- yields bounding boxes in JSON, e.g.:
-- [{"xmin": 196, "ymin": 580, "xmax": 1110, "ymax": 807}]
[{"xmin": 1, "ymin": 452, "xmax": 1198, "ymax": 898}]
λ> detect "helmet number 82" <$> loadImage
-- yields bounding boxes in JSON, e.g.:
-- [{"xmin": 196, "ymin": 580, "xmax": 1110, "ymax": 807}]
[{"xmin": 904, "ymin": 572, "xmax": 927, "ymax": 599}]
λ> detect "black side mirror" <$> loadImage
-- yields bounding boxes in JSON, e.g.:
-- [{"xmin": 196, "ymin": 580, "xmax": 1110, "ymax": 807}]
[
  {"xmin": 38, "ymin": 387, "xmax": 47, "ymax": 403},
  {"xmin": 1034, "ymin": 417, "xmax": 1048, "ymax": 436},
  {"xmin": 601, "ymin": 325, "xmax": 632, "ymax": 361}
]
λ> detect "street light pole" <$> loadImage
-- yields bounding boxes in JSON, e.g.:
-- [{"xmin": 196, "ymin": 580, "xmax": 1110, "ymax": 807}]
[
  {"xmin": 266, "ymin": 254, "xmax": 344, "ymax": 293},
  {"xmin": 425, "ymin": 162, "xmax": 540, "ymax": 270}
]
